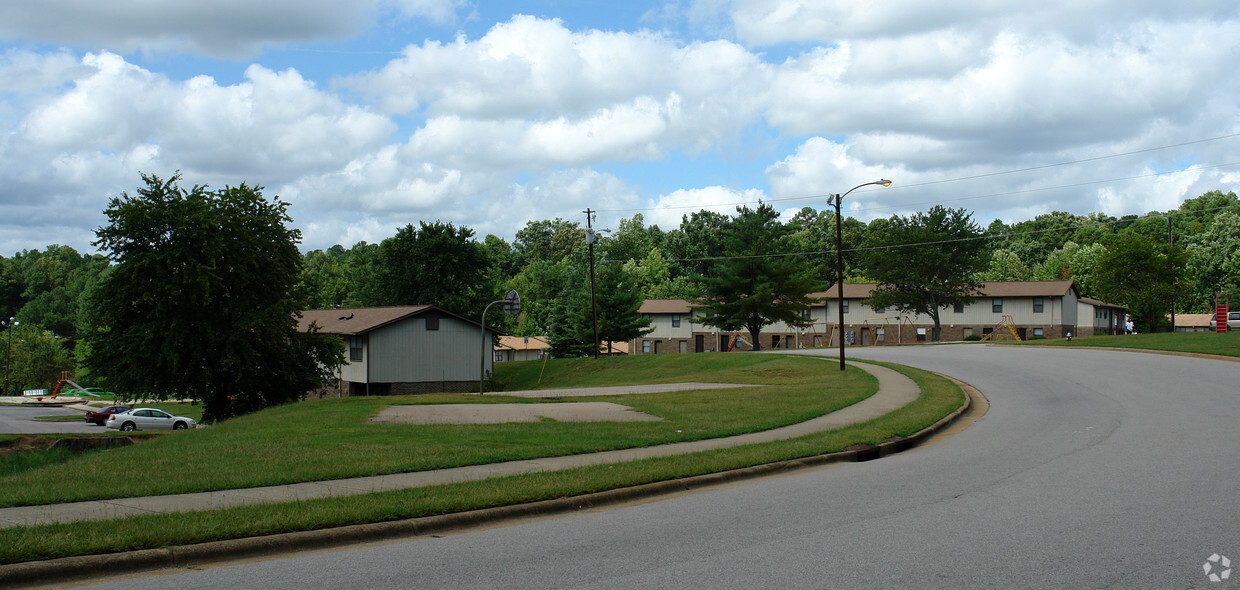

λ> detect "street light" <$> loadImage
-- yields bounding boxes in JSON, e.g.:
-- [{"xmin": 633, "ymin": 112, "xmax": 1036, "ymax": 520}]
[{"xmin": 827, "ymin": 180, "xmax": 891, "ymax": 371}]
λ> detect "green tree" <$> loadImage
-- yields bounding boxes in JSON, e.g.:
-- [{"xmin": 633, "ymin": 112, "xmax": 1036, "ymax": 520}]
[
  {"xmin": 6, "ymin": 324, "xmax": 73, "ymax": 395},
  {"xmin": 85, "ymin": 173, "xmax": 343, "ymax": 423},
  {"xmin": 1031, "ymin": 241, "xmax": 1105, "ymax": 297},
  {"xmin": 862, "ymin": 206, "xmax": 989, "ymax": 341},
  {"xmin": 975, "ymin": 248, "xmax": 1031, "ymax": 282},
  {"xmin": 1092, "ymin": 233, "xmax": 1193, "ymax": 332},
  {"xmin": 1184, "ymin": 210, "xmax": 1240, "ymax": 312},
  {"xmin": 299, "ymin": 248, "xmax": 352, "ymax": 309},
  {"xmin": 373, "ymin": 221, "xmax": 491, "ymax": 317},
  {"xmin": 695, "ymin": 203, "xmax": 818, "ymax": 351},
  {"xmin": 580, "ymin": 261, "xmax": 653, "ymax": 353},
  {"xmin": 513, "ymin": 218, "xmax": 584, "ymax": 265}
]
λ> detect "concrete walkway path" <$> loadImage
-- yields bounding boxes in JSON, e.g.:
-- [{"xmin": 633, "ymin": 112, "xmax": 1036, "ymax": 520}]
[{"xmin": 0, "ymin": 361, "xmax": 919, "ymax": 529}]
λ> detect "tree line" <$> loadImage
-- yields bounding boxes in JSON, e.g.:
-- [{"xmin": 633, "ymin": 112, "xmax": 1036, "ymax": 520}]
[{"xmin": 2, "ymin": 174, "xmax": 1237, "ymax": 414}]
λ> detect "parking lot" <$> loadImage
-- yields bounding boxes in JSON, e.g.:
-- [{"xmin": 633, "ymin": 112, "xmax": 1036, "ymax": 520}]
[{"xmin": 0, "ymin": 404, "xmax": 102, "ymax": 434}]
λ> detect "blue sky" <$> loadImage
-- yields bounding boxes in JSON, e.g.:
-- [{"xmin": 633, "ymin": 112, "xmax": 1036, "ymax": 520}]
[{"xmin": 1, "ymin": 1, "xmax": 1239, "ymax": 255}]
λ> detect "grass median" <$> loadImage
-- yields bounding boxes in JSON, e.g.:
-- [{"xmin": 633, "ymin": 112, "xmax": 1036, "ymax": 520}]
[
  {"xmin": 1009, "ymin": 330, "xmax": 1240, "ymax": 358},
  {"xmin": 0, "ymin": 355, "xmax": 964, "ymax": 564}
]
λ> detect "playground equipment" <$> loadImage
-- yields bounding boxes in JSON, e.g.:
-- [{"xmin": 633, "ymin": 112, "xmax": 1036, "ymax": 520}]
[
  {"xmin": 981, "ymin": 315, "xmax": 1023, "ymax": 341},
  {"xmin": 1216, "ymin": 291, "xmax": 1230, "ymax": 333},
  {"xmin": 798, "ymin": 322, "xmax": 839, "ymax": 348},
  {"xmin": 50, "ymin": 371, "xmax": 100, "ymax": 397},
  {"xmin": 725, "ymin": 332, "xmax": 751, "ymax": 351},
  {"xmin": 856, "ymin": 316, "xmax": 916, "ymax": 345}
]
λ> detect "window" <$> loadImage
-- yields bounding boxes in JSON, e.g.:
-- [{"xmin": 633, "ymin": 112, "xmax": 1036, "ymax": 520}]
[
  {"xmin": 954, "ymin": 302, "xmax": 964, "ymax": 313},
  {"xmin": 800, "ymin": 308, "xmax": 811, "ymax": 319},
  {"xmin": 1033, "ymin": 328, "xmax": 1044, "ymax": 336},
  {"xmin": 842, "ymin": 300, "xmax": 850, "ymax": 313},
  {"xmin": 494, "ymin": 351, "xmax": 504, "ymax": 362},
  {"xmin": 349, "ymin": 336, "xmax": 363, "ymax": 362},
  {"xmin": 992, "ymin": 298, "xmax": 1003, "ymax": 313},
  {"xmin": 642, "ymin": 340, "xmax": 651, "ymax": 353},
  {"xmin": 1033, "ymin": 297, "xmax": 1044, "ymax": 313},
  {"xmin": 672, "ymin": 314, "xmax": 681, "ymax": 327},
  {"xmin": 425, "ymin": 315, "xmax": 439, "ymax": 331}
]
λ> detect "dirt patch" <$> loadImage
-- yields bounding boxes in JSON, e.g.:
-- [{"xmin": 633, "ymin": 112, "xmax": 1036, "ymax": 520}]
[
  {"xmin": 0, "ymin": 436, "xmax": 138, "ymax": 456},
  {"xmin": 370, "ymin": 402, "xmax": 664, "ymax": 425}
]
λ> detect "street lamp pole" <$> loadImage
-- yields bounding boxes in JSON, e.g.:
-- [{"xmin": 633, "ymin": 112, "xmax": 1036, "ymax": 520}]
[{"xmin": 828, "ymin": 180, "xmax": 891, "ymax": 371}]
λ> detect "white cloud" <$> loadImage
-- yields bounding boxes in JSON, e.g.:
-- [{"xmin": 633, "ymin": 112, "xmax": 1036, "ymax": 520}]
[
  {"xmin": 2, "ymin": 6, "xmax": 1240, "ymax": 256},
  {"xmin": 644, "ymin": 186, "xmax": 767, "ymax": 229}
]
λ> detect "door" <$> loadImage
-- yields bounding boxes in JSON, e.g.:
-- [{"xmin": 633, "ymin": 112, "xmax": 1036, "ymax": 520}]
[{"xmin": 695, "ymin": 334, "xmax": 704, "ymax": 353}]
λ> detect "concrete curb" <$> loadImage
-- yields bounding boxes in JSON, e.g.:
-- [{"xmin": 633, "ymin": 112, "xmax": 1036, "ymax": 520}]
[{"xmin": 0, "ymin": 374, "xmax": 980, "ymax": 589}]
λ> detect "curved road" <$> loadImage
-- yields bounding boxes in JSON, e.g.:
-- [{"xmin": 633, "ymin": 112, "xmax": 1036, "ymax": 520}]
[{"xmin": 84, "ymin": 345, "xmax": 1238, "ymax": 589}]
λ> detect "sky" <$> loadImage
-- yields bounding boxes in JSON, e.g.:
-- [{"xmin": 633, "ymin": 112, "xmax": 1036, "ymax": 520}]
[{"xmin": 2, "ymin": 1, "xmax": 1239, "ymax": 256}]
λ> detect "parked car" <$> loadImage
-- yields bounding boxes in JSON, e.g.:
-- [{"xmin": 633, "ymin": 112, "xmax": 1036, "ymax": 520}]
[
  {"xmin": 1230, "ymin": 311, "xmax": 1240, "ymax": 330},
  {"xmin": 106, "ymin": 408, "xmax": 197, "ymax": 431},
  {"xmin": 84, "ymin": 405, "xmax": 131, "ymax": 426}
]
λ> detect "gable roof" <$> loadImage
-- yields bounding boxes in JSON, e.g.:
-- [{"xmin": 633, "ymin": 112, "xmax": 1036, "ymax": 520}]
[
  {"xmin": 299, "ymin": 305, "xmax": 497, "ymax": 336},
  {"xmin": 821, "ymin": 280, "xmax": 1080, "ymax": 300},
  {"xmin": 638, "ymin": 299, "xmax": 696, "ymax": 314},
  {"xmin": 1079, "ymin": 296, "xmax": 1125, "ymax": 309},
  {"xmin": 495, "ymin": 335, "xmax": 550, "ymax": 351}
]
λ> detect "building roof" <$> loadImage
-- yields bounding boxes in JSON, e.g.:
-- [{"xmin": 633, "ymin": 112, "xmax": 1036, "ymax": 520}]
[
  {"xmin": 821, "ymin": 280, "xmax": 1081, "ymax": 299},
  {"xmin": 300, "ymin": 305, "xmax": 496, "ymax": 336},
  {"xmin": 1079, "ymin": 296, "xmax": 1125, "ymax": 309},
  {"xmin": 638, "ymin": 299, "xmax": 696, "ymax": 314},
  {"xmin": 1173, "ymin": 313, "xmax": 1215, "ymax": 328},
  {"xmin": 495, "ymin": 335, "xmax": 550, "ymax": 351}
]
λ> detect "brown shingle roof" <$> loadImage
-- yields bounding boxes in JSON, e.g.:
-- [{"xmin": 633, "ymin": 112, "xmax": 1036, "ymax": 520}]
[
  {"xmin": 299, "ymin": 305, "xmax": 497, "ymax": 336},
  {"xmin": 822, "ymin": 280, "xmax": 1080, "ymax": 299},
  {"xmin": 495, "ymin": 336, "xmax": 550, "ymax": 351},
  {"xmin": 638, "ymin": 299, "xmax": 696, "ymax": 314}
]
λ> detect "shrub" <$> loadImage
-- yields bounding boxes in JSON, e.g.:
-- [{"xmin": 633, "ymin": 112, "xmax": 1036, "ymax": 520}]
[{"xmin": 963, "ymin": 334, "xmax": 983, "ymax": 341}]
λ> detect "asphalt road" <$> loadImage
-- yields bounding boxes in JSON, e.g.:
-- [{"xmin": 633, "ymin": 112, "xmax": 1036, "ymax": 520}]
[
  {"xmin": 79, "ymin": 345, "xmax": 1239, "ymax": 589},
  {"xmin": 0, "ymin": 404, "xmax": 100, "ymax": 434}
]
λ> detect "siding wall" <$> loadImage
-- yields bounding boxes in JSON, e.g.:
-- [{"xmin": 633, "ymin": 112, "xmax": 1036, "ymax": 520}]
[
  {"xmin": 363, "ymin": 315, "xmax": 493, "ymax": 383},
  {"xmin": 631, "ymin": 292, "xmax": 1118, "ymax": 353}
]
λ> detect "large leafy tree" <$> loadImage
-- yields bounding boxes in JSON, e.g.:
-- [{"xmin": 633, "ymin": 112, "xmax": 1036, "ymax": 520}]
[
  {"xmin": 372, "ymin": 221, "xmax": 491, "ymax": 317},
  {"xmin": 1092, "ymin": 233, "xmax": 1193, "ymax": 332},
  {"xmin": 5, "ymin": 324, "xmax": 74, "ymax": 395},
  {"xmin": 695, "ymin": 203, "xmax": 818, "ymax": 351},
  {"xmin": 570, "ymin": 261, "xmax": 653, "ymax": 354},
  {"xmin": 86, "ymin": 173, "xmax": 343, "ymax": 423},
  {"xmin": 862, "ymin": 206, "xmax": 989, "ymax": 341},
  {"xmin": 1185, "ymin": 210, "xmax": 1240, "ymax": 312}
]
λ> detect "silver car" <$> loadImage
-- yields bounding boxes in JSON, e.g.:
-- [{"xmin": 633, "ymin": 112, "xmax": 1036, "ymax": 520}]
[{"xmin": 106, "ymin": 408, "xmax": 197, "ymax": 431}]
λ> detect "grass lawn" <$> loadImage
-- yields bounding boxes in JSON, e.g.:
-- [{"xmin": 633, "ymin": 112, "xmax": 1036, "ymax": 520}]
[
  {"xmin": 1009, "ymin": 330, "xmax": 1240, "ymax": 358},
  {"xmin": 0, "ymin": 358, "xmax": 964, "ymax": 565},
  {"xmin": 0, "ymin": 354, "xmax": 874, "ymax": 507}
]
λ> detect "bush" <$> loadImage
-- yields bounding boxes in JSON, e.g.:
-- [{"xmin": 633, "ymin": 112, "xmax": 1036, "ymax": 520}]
[{"xmin": 963, "ymin": 334, "xmax": 983, "ymax": 341}]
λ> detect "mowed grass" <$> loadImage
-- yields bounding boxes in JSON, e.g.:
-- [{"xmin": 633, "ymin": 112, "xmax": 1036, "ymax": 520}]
[
  {"xmin": 0, "ymin": 354, "xmax": 873, "ymax": 508},
  {"xmin": 1012, "ymin": 330, "xmax": 1240, "ymax": 358},
  {"xmin": 0, "ymin": 361, "xmax": 963, "ymax": 565}
]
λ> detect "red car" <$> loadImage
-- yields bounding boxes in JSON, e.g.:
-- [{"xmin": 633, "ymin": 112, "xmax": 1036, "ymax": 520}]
[{"xmin": 85, "ymin": 405, "xmax": 131, "ymax": 426}]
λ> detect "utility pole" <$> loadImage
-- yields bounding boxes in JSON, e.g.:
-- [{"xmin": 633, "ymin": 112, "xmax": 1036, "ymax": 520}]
[{"xmin": 584, "ymin": 208, "xmax": 600, "ymax": 360}]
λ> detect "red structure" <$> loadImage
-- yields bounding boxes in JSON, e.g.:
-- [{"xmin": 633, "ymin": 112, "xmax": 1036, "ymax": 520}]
[{"xmin": 1216, "ymin": 292, "xmax": 1230, "ymax": 333}]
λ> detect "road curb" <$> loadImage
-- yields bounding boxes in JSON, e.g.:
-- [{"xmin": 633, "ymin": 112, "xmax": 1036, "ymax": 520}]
[{"xmin": 0, "ymin": 376, "xmax": 978, "ymax": 589}]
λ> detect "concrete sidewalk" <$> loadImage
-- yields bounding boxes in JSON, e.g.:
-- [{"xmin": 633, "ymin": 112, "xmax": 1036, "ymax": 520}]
[{"xmin": 0, "ymin": 361, "xmax": 919, "ymax": 530}]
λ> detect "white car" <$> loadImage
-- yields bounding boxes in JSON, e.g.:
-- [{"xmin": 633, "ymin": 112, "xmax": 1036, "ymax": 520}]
[{"xmin": 106, "ymin": 408, "xmax": 197, "ymax": 431}]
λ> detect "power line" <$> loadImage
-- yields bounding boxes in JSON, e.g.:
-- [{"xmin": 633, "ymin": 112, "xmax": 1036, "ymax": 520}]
[
  {"xmin": 592, "ymin": 133, "xmax": 1240, "ymax": 215},
  {"xmin": 598, "ymin": 203, "xmax": 1240, "ymax": 264}
]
